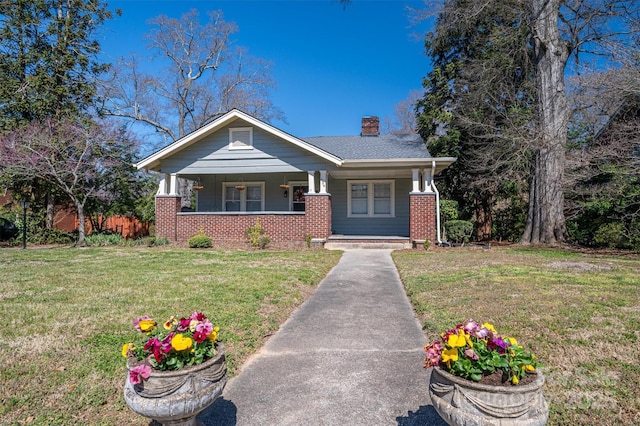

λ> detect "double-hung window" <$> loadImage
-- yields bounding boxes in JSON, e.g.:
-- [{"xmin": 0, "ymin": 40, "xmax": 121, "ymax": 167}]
[
  {"xmin": 347, "ymin": 180, "xmax": 394, "ymax": 217},
  {"xmin": 223, "ymin": 182, "xmax": 264, "ymax": 212}
]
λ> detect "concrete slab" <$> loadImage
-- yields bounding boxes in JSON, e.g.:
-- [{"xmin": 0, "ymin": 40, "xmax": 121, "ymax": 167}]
[{"xmin": 199, "ymin": 249, "xmax": 446, "ymax": 426}]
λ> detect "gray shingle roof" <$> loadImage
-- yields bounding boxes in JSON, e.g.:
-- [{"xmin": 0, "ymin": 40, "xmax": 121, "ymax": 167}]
[{"xmin": 301, "ymin": 134, "xmax": 431, "ymax": 160}]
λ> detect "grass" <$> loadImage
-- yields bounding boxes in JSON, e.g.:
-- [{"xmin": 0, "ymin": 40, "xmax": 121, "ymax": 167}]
[
  {"xmin": 2, "ymin": 245, "xmax": 638, "ymax": 425},
  {"xmin": 393, "ymin": 246, "xmax": 640, "ymax": 426},
  {"xmin": 0, "ymin": 246, "xmax": 341, "ymax": 425}
]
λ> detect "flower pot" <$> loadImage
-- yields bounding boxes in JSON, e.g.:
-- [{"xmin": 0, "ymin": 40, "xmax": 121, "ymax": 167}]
[
  {"xmin": 124, "ymin": 343, "xmax": 227, "ymax": 426},
  {"xmin": 429, "ymin": 366, "xmax": 548, "ymax": 426}
]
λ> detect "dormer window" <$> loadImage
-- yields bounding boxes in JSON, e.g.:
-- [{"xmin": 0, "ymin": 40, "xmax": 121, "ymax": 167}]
[{"xmin": 229, "ymin": 127, "xmax": 253, "ymax": 150}]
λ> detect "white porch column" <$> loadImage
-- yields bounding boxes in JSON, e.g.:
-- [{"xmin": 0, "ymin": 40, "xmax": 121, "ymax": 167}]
[
  {"xmin": 423, "ymin": 168, "xmax": 434, "ymax": 193},
  {"xmin": 157, "ymin": 175, "xmax": 168, "ymax": 195},
  {"xmin": 307, "ymin": 171, "xmax": 316, "ymax": 194},
  {"xmin": 319, "ymin": 170, "xmax": 328, "ymax": 194},
  {"xmin": 169, "ymin": 174, "xmax": 178, "ymax": 195},
  {"xmin": 411, "ymin": 168, "xmax": 421, "ymax": 193}
]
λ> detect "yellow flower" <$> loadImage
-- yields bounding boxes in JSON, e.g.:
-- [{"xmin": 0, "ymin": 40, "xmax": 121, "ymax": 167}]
[
  {"xmin": 171, "ymin": 334, "xmax": 193, "ymax": 352},
  {"xmin": 512, "ymin": 375, "xmax": 519, "ymax": 385},
  {"xmin": 524, "ymin": 364, "xmax": 535, "ymax": 372},
  {"xmin": 506, "ymin": 337, "xmax": 518, "ymax": 346},
  {"xmin": 483, "ymin": 322, "xmax": 497, "ymax": 334},
  {"xmin": 208, "ymin": 331, "xmax": 218, "ymax": 342},
  {"xmin": 121, "ymin": 343, "xmax": 134, "ymax": 358},
  {"xmin": 163, "ymin": 315, "xmax": 177, "ymax": 330},
  {"xmin": 138, "ymin": 319, "xmax": 156, "ymax": 333},
  {"xmin": 442, "ymin": 348, "xmax": 459, "ymax": 364},
  {"xmin": 447, "ymin": 330, "xmax": 467, "ymax": 348},
  {"xmin": 189, "ymin": 319, "xmax": 199, "ymax": 332}
]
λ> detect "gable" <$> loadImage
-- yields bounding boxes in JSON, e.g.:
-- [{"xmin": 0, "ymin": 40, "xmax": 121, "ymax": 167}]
[{"xmin": 135, "ymin": 109, "xmax": 342, "ymax": 172}]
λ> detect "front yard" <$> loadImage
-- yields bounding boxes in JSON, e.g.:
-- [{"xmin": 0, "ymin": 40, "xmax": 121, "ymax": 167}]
[
  {"xmin": 393, "ymin": 246, "xmax": 640, "ymax": 425},
  {"xmin": 0, "ymin": 247, "xmax": 341, "ymax": 425},
  {"xmin": 0, "ymin": 245, "xmax": 637, "ymax": 425}
]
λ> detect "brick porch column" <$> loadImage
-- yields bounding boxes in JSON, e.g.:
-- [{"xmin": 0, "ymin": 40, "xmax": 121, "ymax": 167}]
[
  {"xmin": 305, "ymin": 193, "xmax": 332, "ymax": 240},
  {"xmin": 410, "ymin": 193, "xmax": 437, "ymax": 244},
  {"xmin": 155, "ymin": 195, "xmax": 182, "ymax": 241}
]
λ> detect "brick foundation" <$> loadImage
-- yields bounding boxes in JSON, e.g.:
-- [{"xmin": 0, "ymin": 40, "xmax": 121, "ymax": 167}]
[
  {"xmin": 155, "ymin": 193, "xmax": 333, "ymax": 244},
  {"xmin": 409, "ymin": 193, "xmax": 437, "ymax": 244}
]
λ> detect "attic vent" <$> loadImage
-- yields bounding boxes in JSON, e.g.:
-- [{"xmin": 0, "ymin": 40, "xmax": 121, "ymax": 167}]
[{"xmin": 229, "ymin": 127, "xmax": 253, "ymax": 150}]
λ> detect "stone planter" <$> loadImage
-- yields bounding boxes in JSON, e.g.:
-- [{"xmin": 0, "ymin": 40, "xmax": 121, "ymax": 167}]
[
  {"xmin": 429, "ymin": 367, "xmax": 548, "ymax": 426},
  {"xmin": 124, "ymin": 343, "xmax": 227, "ymax": 426}
]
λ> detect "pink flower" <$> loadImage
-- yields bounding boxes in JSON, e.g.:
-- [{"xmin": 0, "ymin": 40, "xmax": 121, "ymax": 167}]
[
  {"xmin": 195, "ymin": 320, "xmax": 213, "ymax": 335},
  {"xmin": 144, "ymin": 337, "xmax": 164, "ymax": 363},
  {"xmin": 190, "ymin": 311, "xmax": 207, "ymax": 322},
  {"xmin": 464, "ymin": 347, "xmax": 479, "ymax": 361},
  {"xmin": 129, "ymin": 364, "xmax": 151, "ymax": 385},
  {"xmin": 177, "ymin": 317, "xmax": 191, "ymax": 332},
  {"xmin": 424, "ymin": 341, "xmax": 443, "ymax": 368},
  {"xmin": 193, "ymin": 330, "xmax": 207, "ymax": 343}
]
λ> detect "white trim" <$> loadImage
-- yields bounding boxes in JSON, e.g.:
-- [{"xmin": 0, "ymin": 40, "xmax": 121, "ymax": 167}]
[
  {"xmin": 135, "ymin": 109, "xmax": 343, "ymax": 170},
  {"xmin": 347, "ymin": 180, "xmax": 395, "ymax": 218},
  {"xmin": 222, "ymin": 182, "xmax": 265, "ymax": 212},
  {"xmin": 228, "ymin": 127, "xmax": 253, "ymax": 150},
  {"xmin": 288, "ymin": 181, "xmax": 308, "ymax": 212}
]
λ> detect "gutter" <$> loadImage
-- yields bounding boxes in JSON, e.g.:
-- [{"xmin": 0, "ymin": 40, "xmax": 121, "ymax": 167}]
[{"xmin": 431, "ymin": 160, "xmax": 442, "ymax": 245}]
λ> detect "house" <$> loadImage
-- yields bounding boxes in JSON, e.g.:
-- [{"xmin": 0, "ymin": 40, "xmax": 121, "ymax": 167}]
[{"xmin": 135, "ymin": 109, "xmax": 456, "ymax": 247}]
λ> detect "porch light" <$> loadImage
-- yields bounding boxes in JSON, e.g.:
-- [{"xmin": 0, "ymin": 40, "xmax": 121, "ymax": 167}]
[
  {"xmin": 193, "ymin": 179, "xmax": 204, "ymax": 191},
  {"xmin": 235, "ymin": 185, "xmax": 246, "ymax": 191}
]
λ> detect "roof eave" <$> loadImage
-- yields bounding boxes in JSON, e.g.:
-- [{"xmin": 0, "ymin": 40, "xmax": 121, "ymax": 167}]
[{"xmin": 341, "ymin": 157, "xmax": 457, "ymax": 169}]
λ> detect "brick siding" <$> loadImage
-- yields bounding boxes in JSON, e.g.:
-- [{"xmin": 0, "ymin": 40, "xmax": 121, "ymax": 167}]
[
  {"xmin": 155, "ymin": 193, "xmax": 333, "ymax": 243},
  {"xmin": 409, "ymin": 193, "xmax": 437, "ymax": 244}
]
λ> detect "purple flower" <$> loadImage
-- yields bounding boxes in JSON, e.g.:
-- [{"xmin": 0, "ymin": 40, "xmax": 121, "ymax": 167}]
[
  {"xmin": 488, "ymin": 337, "xmax": 508, "ymax": 354},
  {"xmin": 129, "ymin": 364, "xmax": 151, "ymax": 385}
]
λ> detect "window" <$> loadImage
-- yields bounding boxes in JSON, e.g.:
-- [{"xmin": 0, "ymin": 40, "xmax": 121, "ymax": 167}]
[
  {"xmin": 347, "ymin": 180, "xmax": 394, "ymax": 217},
  {"xmin": 229, "ymin": 127, "xmax": 253, "ymax": 150},
  {"xmin": 223, "ymin": 182, "xmax": 264, "ymax": 211},
  {"xmin": 289, "ymin": 183, "xmax": 308, "ymax": 212}
]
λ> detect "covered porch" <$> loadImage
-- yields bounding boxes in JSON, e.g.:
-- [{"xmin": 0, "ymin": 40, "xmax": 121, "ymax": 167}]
[{"xmin": 154, "ymin": 165, "xmax": 441, "ymax": 247}]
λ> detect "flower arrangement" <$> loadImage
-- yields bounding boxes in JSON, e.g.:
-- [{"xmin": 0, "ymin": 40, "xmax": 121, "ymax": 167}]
[
  {"xmin": 122, "ymin": 311, "xmax": 220, "ymax": 383},
  {"xmin": 424, "ymin": 319, "xmax": 538, "ymax": 385}
]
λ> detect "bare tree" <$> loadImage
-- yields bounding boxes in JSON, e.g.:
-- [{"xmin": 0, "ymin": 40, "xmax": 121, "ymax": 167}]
[
  {"xmin": 383, "ymin": 89, "xmax": 423, "ymax": 134},
  {"xmin": 99, "ymin": 9, "xmax": 283, "ymax": 144}
]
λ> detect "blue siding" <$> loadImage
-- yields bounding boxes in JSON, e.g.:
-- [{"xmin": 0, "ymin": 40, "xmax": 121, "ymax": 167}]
[
  {"xmin": 194, "ymin": 173, "xmax": 308, "ymax": 212},
  {"xmin": 160, "ymin": 119, "xmax": 335, "ymax": 174},
  {"xmin": 330, "ymin": 177, "xmax": 412, "ymax": 237}
]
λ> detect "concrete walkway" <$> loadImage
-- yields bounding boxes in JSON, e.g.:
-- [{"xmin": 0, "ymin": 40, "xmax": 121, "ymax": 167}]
[{"xmin": 200, "ymin": 249, "xmax": 446, "ymax": 426}]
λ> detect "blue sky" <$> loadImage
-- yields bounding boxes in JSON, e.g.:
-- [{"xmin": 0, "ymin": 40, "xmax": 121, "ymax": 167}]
[{"xmin": 99, "ymin": 0, "xmax": 433, "ymax": 138}]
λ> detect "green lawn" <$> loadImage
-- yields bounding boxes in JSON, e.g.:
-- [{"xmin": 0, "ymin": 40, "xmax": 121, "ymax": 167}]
[
  {"xmin": 0, "ymin": 247, "xmax": 341, "ymax": 425},
  {"xmin": 1, "ymin": 245, "xmax": 638, "ymax": 425},
  {"xmin": 393, "ymin": 246, "xmax": 640, "ymax": 426}
]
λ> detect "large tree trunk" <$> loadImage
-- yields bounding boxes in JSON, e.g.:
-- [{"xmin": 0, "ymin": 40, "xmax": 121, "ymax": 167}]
[
  {"xmin": 522, "ymin": 0, "xmax": 568, "ymax": 245},
  {"xmin": 76, "ymin": 202, "xmax": 87, "ymax": 246},
  {"xmin": 46, "ymin": 193, "xmax": 55, "ymax": 229}
]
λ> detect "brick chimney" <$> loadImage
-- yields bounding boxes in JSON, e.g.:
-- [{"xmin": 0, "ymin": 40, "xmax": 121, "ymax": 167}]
[{"xmin": 361, "ymin": 116, "xmax": 380, "ymax": 136}]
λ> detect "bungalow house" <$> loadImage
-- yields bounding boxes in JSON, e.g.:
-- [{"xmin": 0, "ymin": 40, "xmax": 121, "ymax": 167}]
[{"xmin": 135, "ymin": 109, "xmax": 455, "ymax": 247}]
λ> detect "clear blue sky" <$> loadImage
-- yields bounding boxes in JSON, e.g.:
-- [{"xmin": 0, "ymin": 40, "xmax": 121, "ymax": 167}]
[{"xmin": 100, "ymin": 0, "xmax": 433, "ymax": 138}]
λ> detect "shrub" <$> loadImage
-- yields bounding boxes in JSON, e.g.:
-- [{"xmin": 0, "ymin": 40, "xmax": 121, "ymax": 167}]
[
  {"xmin": 594, "ymin": 222, "xmax": 626, "ymax": 249},
  {"xmin": 246, "ymin": 218, "xmax": 270, "ymax": 249},
  {"xmin": 423, "ymin": 239, "xmax": 431, "ymax": 251},
  {"xmin": 445, "ymin": 220, "xmax": 473, "ymax": 245},
  {"xmin": 85, "ymin": 232, "xmax": 124, "ymax": 246},
  {"xmin": 188, "ymin": 231, "xmax": 212, "ymax": 248}
]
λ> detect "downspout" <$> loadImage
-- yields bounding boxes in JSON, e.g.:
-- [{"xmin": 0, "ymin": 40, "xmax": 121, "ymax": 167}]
[{"xmin": 431, "ymin": 160, "xmax": 442, "ymax": 245}]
